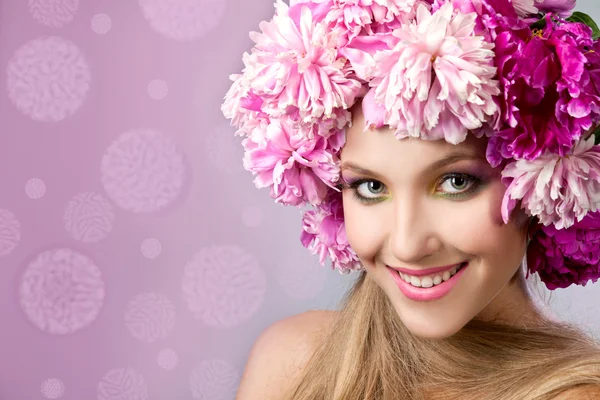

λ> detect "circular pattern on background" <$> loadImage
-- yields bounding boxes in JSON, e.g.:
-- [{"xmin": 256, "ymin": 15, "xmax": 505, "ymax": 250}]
[
  {"xmin": 156, "ymin": 348, "xmax": 178, "ymax": 370},
  {"xmin": 100, "ymin": 129, "xmax": 186, "ymax": 213},
  {"xmin": 139, "ymin": 0, "xmax": 227, "ymax": 42},
  {"xmin": 205, "ymin": 123, "xmax": 245, "ymax": 175},
  {"xmin": 0, "ymin": 209, "xmax": 21, "ymax": 256},
  {"xmin": 97, "ymin": 368, "xmax": 148, "ymax": 400},
  {"xmin": 124, "ymin": 292, "xmax": 176, "ymax": 343},
  {"xmin": 40, "ymin": 378, "xmax": 65, "ymax": 399},
  {"xmin": 64, "ymin": 192, "xmax": 115, "ymax": 243},
  {"xmin": 91, "ymin": 13, "xmax": 112, "ymax": 34},
  {"xmin": 241, "ymin": 206, "xmax": 263, "ymax": 228},
  {"xmin": 277, "ymin": 256, "xmax": 327, "ymax": 300},
  {"xmin": 6, "ymin": 36, "xmax": 91, "ymax": 122},
  {"xmin": 189, "ymin": 360, "xmax": 238, "ymax": 400},
  {"xmin": 29, "ymin": 0, "xmax": 79, "ymax": 28},
  {"xmin": 141, "ymin": 238, "xmax": 162, "ymax": 259},
  {"xmin": 26, "ymin": 178, "xmax": 47, "ymax": 199},
  {"xmin": 147, "ymin": 79, "xmax": 168, "ymax": 100},
  {"xmin": 19, "ymin": 248, "xmax": 105, "ymax": 335},
  {"xmin": 181, "ymin": 245, "xmax": 267, "ymax": 328}
]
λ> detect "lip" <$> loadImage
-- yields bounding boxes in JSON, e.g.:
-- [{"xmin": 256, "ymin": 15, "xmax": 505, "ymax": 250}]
[
  {"xmin": 387, "ymin": 262, "xmax": 469, "ymax": 302},
  {"xmin": 389, "ymin": 262, "xmax": 465, "ymax": 277}
]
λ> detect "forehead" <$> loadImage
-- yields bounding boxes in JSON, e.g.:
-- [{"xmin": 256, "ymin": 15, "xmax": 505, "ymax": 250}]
[{"xmin": 341, "ymin": 100, "xmax": 488, "ymax": 167}]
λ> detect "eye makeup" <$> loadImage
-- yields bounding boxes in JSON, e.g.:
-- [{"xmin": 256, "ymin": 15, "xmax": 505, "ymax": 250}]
[
  {"xmin": 433, "ymin": 173, "xmax": 484, "ymax": 199},
  {"xmin": 338, "ymin": 168, "xmax": 491, "ymax": 205},
  {"xmin": 339, "ymin": 177, "xmax": 388, "ymax": 204}
]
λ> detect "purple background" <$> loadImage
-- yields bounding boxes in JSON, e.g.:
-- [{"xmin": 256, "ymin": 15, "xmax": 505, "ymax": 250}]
[{"xmin": 0, "ymin": 0, "xmax": 599, "ymax": 399}]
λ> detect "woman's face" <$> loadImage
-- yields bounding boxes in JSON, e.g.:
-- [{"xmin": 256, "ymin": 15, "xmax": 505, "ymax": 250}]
[{"xmin": 340, "ymin": 103, "xmax": 539, "ymax": 340}]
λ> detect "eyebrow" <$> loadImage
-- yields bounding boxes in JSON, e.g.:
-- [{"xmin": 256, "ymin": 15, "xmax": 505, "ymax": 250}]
[{"xmin": 340, "ymin": 152, "xmax": 485, "ymax": 179}]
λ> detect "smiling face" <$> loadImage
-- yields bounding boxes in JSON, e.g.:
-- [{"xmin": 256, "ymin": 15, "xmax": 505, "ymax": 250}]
[{"xmin": 340, "ymin": 102, "xmax": 545, "ymax": 340}]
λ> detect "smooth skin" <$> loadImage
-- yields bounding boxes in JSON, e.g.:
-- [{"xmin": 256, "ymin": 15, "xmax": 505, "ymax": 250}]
[
  {"xmin": 339, "ymin": 102, "xmax": 547, "ymax": 340},
  {"xmin": 235, "ymin": 104, "xmax": 599, "ymax": 399}
]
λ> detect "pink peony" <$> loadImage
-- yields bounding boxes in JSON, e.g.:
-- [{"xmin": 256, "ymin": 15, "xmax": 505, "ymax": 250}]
[
  {"xmin": 369, "ymin": 3, "xmax": 499, "ymax": 144},
  {"xmin": 362, "ymin": 86, "xmax": 387, "ymax": 130},
  {"xmin": 501, "ymin": 136, "xmax": 600, "ymax": 230},
  {"xmin": 288, "ymin": 1, "xmax": 429, "ymax": 83},
  {"xmin": 527, "ymin": 211, "xmax": 600, "ymax": 290},
  {"xmin": 300, "ymin": 190, "xmax": 362, "ymax": 273},
  {"xmin": 243, "ymin": 0, "xmax": 363, "ymax": 125},
  {"xmin": 242, "ymin": 116, "xmax": 343, "ymax": 207}
]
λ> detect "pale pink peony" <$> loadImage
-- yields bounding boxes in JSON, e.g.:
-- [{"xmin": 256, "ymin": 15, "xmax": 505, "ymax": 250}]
[
  {"xmin": 511, "ymin": 0, "xmax": 538, "ymax": 17},
  {"xmin": 326, "ymin": 0, "xmax": 375, "ymax": 43},
  {"xmin": 272, "ymin": 104, "xmax": 355, "ymax": 140},
  {"xmin": 534, "ymin": 0, "xmax": 576, "ymax": 17},
  {"xmin": 369, "ymin": 3, "xmax": 500, "ymax": 144},
  {"xmin": 371, "ymin": 0, "xmax": 429, "ymax": 23},
  {"xmin": 243, "ymin": 0, "xmax": 363, "ymax": 125},
  {"xmin": 300, "ymin": 190, "xmax": 362, "ymax": 273},
  {"xmin": 242, "ymin": 116, "xmax": 341, "ymax": 207},
  {"xmin": 432, "ymin": 0, "xmax": 479, "ymax": 14},
  {"xmin": 323, "ymin": 0, "xmax": 428, "ymax": 40},
  {"xmin": 338, "ymin": 33, "xmax": 399, "ymax": 81},
  {"xmin": 221, "ymin": 72, "xmax": 259, "ymax": 135},
  {"xmin": 501, "ymin": 136, "xmax": 600, "ymax": 230}
]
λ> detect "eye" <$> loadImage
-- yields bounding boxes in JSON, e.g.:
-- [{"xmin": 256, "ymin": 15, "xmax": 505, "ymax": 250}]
[
  {"xmin": 437, "ymin": 173, "xmax": 480, "ymax": 197},
  {"xmin": 339, "ymin": 178, "xmax": 387, "ymax": 203},
  {"xmin": 339, "ymin": 172, "xmax": 483, "ymax": 204},
  {"xmin": 356, "ymin": 180, "xmax": 385, "ymax": 199}
]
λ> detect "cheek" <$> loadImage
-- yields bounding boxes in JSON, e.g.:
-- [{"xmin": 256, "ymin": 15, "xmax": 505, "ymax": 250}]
[
  {"xmin": 342, "ymin": 195, "xmax": 384, "ymax": 261},
  {"xmin": 488, "ymin": 179, "xmax": 506, "ymax": 226},
  {"xmin": 442, "ymin": 182, "xmax": 526, "ymax": 257}
]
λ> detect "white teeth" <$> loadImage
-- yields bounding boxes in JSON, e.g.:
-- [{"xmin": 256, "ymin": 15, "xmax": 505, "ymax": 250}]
[{"xmin": 399, "ymin": 265, "xmax": 461, "ymax": 288}]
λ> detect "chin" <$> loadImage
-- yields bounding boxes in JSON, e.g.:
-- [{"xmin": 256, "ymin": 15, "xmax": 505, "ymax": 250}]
[
  {"xmin": 405, "ymin": 321, "xmax": 465, "ymax": 340},
  {"xmin": 392, "ymin": 303, "xmax": 468, "ymax": 340}
]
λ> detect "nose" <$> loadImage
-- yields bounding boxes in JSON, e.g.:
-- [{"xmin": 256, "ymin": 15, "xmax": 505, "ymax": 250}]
[{"xmin": 388, "ymin": 194, "xmax": 442, "ymax": 264}]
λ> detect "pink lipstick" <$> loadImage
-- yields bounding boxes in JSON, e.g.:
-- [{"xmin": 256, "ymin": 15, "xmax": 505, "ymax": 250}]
[{"xmin": 387, "ymin": 262, "xmax": 469, "ymax": 302}]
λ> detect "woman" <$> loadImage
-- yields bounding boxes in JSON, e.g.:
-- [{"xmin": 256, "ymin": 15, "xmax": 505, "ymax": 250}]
[{"xmin": 222, "ymin": 0, "xmax": 600, "ymax": 398}]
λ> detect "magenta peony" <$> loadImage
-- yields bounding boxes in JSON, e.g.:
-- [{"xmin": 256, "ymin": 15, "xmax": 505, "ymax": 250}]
[
  {"xmin": 486, "ymin": 13, "xmax": 600, "ymax": 165},
  {"xmin": 534, "ymin": 0, "xmax": 576, "ymax": 17},
  {"xmin": 527, "ymin": 211, "xmax": 600, "ymax": 290}
]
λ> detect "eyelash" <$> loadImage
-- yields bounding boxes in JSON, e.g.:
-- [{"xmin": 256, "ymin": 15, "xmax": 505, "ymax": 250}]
[{"xmin": 338, "ymin": 173, "xmax": 483, "ymax": 204}]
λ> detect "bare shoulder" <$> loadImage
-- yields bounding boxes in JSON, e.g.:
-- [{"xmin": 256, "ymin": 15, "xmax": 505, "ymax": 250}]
[
  {"xmin": 235, "ymin": 310, "xmax": 337, "ymax": 400},
  {"xmin": 551, "ymin": 384, "xmax": 600, "ymax": 399}
]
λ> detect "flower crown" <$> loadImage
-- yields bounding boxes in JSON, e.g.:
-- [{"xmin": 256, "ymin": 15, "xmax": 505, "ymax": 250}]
[{"xmin": 221, "ymin": 0, "xmax": 600, "ymax": 290}]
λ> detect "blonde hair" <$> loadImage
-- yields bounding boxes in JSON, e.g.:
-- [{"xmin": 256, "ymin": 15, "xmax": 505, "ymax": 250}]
[{"xmin": 285, "ymin": 262, "xmax": 600, "ymax": 399}]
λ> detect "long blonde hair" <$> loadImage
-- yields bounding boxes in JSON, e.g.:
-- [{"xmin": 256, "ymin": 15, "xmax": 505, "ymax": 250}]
[{"xmin": 285, "ymin": 262, "xmax": 600, "ymax": 399}]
